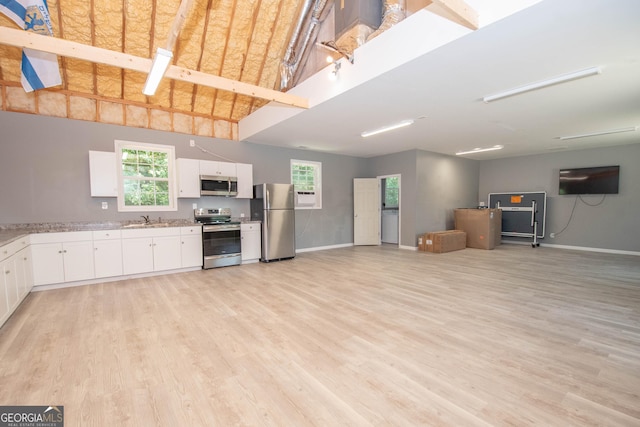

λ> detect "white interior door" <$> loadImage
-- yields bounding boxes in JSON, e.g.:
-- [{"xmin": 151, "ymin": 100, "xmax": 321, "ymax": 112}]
[{"xmin": 354, "ymin": 178, "xmax": 380, "ymax": 245}]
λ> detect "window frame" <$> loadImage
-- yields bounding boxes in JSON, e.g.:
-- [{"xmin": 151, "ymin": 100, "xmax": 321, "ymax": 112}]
[
  {"xmin": 383, "ymin": 176, "xmax": 400, "ymax": 210},
  {"xmin": 114, "ymin": 140, "xmax": 177, "ymax": 212},
  {"xmin": 290, "ymin": 159, "xmax": 322, "ymax": 210}
]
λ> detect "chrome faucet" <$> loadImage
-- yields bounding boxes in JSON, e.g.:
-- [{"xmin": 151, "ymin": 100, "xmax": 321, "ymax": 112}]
[{"xmin": 141, "ymin": 215, "xmax": 150, "ymax": 224}]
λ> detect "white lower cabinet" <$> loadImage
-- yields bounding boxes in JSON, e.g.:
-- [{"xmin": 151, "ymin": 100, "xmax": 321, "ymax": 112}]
[
  {"xmin": 180, "ymin": 227, "xmax": 202, "ymax": 268},
  {"xmin": 16, "ymin": 247, "xmax": 33, "ymax": 300},
  {"xmin": 121, "ymin": 228, "xmax": 184, "ymax": 275},
  {"xmin": 0, "ymin": 260, "xmax": 13, "ymax": 325},
  {"xmin": 1, "ymin": 256, "xmax": 17, "ymax": 323},
  {"xmin": 241, "ymin": 223, "xmax": 261, "ymax": 262},
  {"xmin": 1, "ymin": 236, "xmax": 33, "ymax": 327},
  {"xmin": 31, "ymin": 231, "xmax": 95, "ymax": 286},
  {"xmin": 93, "ymin": 230, "xmax": 123, "ymax": 279},
  {"xmin": 121, "ymin": 237, "xmax": 154, "ymax": 275},
  {"xmin": 2, "ymin": 226, "xmax": 202, "ymax": 300},
  {"xmin": 153, "ymin": 236, "xmax": 182, "ymax": 271}
]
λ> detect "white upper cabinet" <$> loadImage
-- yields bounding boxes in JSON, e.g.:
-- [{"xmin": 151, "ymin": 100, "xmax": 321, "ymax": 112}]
[
  {"xmin": 90, "ymin": 150, "xmax": 251, "ymax": 199},
  {"xmin": 199, "ymin": 160, "xmax": 236, "ymax": 177},
  {"xmin": 236, "ymin": 163, "xmax": 253, "ymax": 199},
  {"xmin": 89, "ymin": 151, "xmax": 118, "ymax": 197},
  {"xmin": 176, "ymin": 158, "xmax": 201, "ymax": 198}
]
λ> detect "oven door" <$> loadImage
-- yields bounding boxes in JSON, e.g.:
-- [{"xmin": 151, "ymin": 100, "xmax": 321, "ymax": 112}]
[{"xmin": 202, "ymin": 223, "xmax": 241, "ymax": 268}]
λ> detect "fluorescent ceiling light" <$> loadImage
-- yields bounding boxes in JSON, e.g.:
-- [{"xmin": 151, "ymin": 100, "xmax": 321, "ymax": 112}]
[
  {"xmin": 456, "ymin": 145, "xmax": 504, "ymax": 155},
  {"xmin": 143, "ymin": 48, "xmax": 173, "ymax": 96},
  {"xmin": 483, "ymin": 66, "xmax": 601, "ymax": 103},
  {"xmin": 558, "ymin": 126, "xmax": 638, "ymax": 140},
  {"xmin": 361, "ymin": 120, "xmax": 414, "ymax": 138}
]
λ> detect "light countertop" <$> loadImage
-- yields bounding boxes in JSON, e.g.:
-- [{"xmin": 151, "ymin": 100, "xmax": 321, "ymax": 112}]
[{"xmin": 0, "ymin": 219, "xmax": 200, "ymax": 247}]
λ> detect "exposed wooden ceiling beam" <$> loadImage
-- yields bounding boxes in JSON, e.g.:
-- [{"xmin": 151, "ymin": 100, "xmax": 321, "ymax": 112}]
[
  {"xmin": 413, "ymin": 0, "xmax": 479, "ymax": 30},
  {"xmin": 165, "ymin": 0, "xmax": 195, "ymax": 52},
  {"xmin": 0, "ymin": 26, "xmax": 308, "ymax": 109},
  {"xmin": 428, "ymin": 0, "xmax": 478, "ymax": 30}
]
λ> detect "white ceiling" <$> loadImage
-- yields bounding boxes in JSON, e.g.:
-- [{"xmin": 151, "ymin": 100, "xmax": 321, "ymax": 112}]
[{"xmin": 240, "ymin": 0, "xmax": 640, "ymax": 159}]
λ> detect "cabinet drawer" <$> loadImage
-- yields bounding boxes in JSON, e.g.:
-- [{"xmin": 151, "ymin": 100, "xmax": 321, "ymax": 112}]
[
  {"xmin": 121, "ymin": 227, "xmax": 180, "ymax": 239},
  {"xmin": 240, "ymin": 223, "xmax": 260, "ymax": 232},
  {"xmin": 1, "ymin": 237, "xmax": 29, "ymax": 261},
  {"xmin": 30, "ymin": 231, "xmax": 93, "ymax": 244},
  {"xmin": 180, "ymin": 226, "xmax": 202, "ymax": 235},
  {"xmin": 92, "ymin": 230, "xmax": 122, "ymax": 240}
]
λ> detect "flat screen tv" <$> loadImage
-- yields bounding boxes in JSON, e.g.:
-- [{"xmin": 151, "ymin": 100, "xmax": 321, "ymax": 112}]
[{"xmin": 558, "ymin": 165, "xmax": 620, "ymax": 195}]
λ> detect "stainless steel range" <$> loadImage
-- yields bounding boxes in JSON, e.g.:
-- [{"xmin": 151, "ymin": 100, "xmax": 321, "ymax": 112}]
[{"xmin": 194, "ymin": 208, "xmax": 241, "ymax": 269}]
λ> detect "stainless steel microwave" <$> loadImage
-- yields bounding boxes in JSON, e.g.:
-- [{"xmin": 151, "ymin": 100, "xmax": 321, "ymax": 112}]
[{"xmin": 200, "ymin": 175, "xmax": 238, "ymax": 197}]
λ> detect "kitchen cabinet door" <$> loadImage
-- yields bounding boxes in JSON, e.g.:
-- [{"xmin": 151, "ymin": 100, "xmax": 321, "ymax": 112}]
[
  {"xmin": 177, "ymin": 158, "xmax": 201, "ymax": 198},
  {"xmin": 89, "ymin": 150, "xmax": 118, "ymax": 197},
  {"xmin": 199, "ymin": 160, "xmax": 236, "ymax": 177},
  {"xmin": 94, "ymin": 239, "xmax": 123, "ymax": 278},
  {"xmin": 241, "ymin": 223, "xmax": 261, "ymax": 262},
  {"xmin": 31, "ymin": 243, "xmax": 66, "ymax": 286},
  {"xmin": 31, "ymin": 231, "xmax": 95, "ymax": 285},
  {"xmin": 236, "ymin": 163, "xmax": 253, "ymax": 199},
  {"xmin": 152, "ymin": 235, "xmax": 182, "ymax": 271},
  {"xmin": 15, "ymin": 247, "xmax": 33, "ymax": 300},
  {"xmin": 0, "ymin": 258, "xmax": 10, "ymax": 327},
  {"xmin": 181, "ymin": 233, "xmax": 202, "ymax": 268},
  {"xmin": 62, "ymin": 241, "xmax": 96, "ymax": 282},
  {"xmin": 1, "ymin": 256, "xmax": 18, "ymax": 314},
  {"xmin": 122, "ymin": 237, "xmax": 154, "ymax": 275}
]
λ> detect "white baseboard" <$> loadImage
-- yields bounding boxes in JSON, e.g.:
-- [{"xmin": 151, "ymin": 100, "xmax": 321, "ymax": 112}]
[
  {"xmin": 400, "ymin": 245, "xmax": 418, "ymax": 251},
  {"xmin": 502, "ymin": 240, "xmax": 640, "ymax": 256},
  {"xmin": 296, "ymin": 243, "xmax": 353, "ymax": 253},
  {"xmin": 31, "ymin": 266, "xmax": 202, "ymax": 292}
]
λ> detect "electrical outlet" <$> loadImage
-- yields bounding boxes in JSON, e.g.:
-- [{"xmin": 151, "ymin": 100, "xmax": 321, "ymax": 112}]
[
  {"xmin": 240, "ymin": 213, "xmax": 245, "ymax": 218},
  {"xmin": 192, "ymin": 203, "xmax": 197, "ymax": 209},
  {"xmin": 101, "ymin": 201, "xmax": 108, "ymax": 210},
  {"xmin": 189, "ymin": 139, "xmax": 195, "ymax": 147},
  {"xmin": 550, "ymin": 233, "xmax": 555, "ymax": 238}
]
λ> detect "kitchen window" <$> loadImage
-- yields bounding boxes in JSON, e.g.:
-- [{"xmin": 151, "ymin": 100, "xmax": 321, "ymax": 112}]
[
  {"xmin": 115, "ymin": 140, "xmax": 177, "ymax": 212},
  {"xmin": 291, "ymin": 159, "xmax": 322, "ymax": 209}
]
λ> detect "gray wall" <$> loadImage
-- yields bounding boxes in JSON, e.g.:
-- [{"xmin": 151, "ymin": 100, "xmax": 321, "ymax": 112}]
[
  {"xmin": 0, "ymin": 111, "xmax": 367, "ymax": 250},
  {"xmin": 479, "ymin": 144, "xmax": 640, "ymax": 252},
  {"xmin": 366, "ymin": 150, "xmax": 417, "ymax": 247},
  {"xmin": 3, "ymin": 110, "xmax": 637, "ymax": 252},
  {"xmin": 366, "ymin": 149, "xmax": 480, "ymax": 247}
]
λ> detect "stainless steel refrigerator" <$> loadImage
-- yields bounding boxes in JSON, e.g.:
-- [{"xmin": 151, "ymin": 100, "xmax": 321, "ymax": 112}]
[{"xmin": 250, "ymin": 183, "xmax": 296, "ymax": 262}]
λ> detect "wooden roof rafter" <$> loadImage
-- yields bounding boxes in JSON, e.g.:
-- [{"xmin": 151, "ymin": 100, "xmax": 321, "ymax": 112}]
[
  {"xmin": 229, "ymin": 0, "xmax": 263, "ymax": 121},
  {"xmin": 0, "ymin": 26, "xmax": 309, "ymax": 108},
  {"xmin": 190, "ymin": 0, "xmax": 214, "ymax": 114},
  {"xmin": 210, "ymin": 0, "xmax": 239, "ymax": 119},
  {"xmin": 238, "ymin": 0, "xmax": 283, "ymax": 120}
]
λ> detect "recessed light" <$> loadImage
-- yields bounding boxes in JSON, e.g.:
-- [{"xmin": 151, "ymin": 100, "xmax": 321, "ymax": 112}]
[
  {"xmin": 361, "ymin": 120, "xmax": 414, "ymax": 138},
  {"xmin": 483, "ymin": 67, "xmax": 601, "ymax": 103},
  {"xmin": 557, "ymin": 126, "xmax": 638, "ymax": 140},
  {"xmin": 456, "ymin": 145, "xmax": 504, "ymax": 155}
]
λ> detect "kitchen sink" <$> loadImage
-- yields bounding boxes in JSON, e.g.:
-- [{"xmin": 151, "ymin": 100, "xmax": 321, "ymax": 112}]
[{"xmin": 122, "ymin": 222, "xmax": 171, "ymax": 229}]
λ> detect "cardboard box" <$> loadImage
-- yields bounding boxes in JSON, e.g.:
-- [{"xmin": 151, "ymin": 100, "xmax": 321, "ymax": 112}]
[
  {"xmin": 418, "ymin": 230, "xmax": 467, "ymax": 253},
  {"xmin": 454, "ymin": 208, "xmax": 502, "ymax": 250}
]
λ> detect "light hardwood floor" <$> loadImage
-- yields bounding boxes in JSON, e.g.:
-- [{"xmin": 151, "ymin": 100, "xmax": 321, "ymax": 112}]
[{"xmin": 1, "ymin": 244, "xmax": 639, "ymax": 426}]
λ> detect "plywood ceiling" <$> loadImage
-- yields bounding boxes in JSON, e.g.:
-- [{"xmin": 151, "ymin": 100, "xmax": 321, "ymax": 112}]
[{"xmin": 0, "ymin": 0, "xmax": 304, "ymax": 124}]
